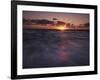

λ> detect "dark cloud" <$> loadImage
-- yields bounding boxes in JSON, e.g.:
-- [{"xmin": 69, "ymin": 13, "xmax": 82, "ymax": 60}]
[
  {"xmin": 53, "ymin": 18, "xmax": 58, "ymax": 20},
  {"xmin": 31, "ymin": 19, "xmax": 54, "ymax": 25}
]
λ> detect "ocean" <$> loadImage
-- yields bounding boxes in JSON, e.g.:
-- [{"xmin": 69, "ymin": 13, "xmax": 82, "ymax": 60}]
[{"xmin": 23, "ymin": 29, "xmax": 89, "ymax": 68}]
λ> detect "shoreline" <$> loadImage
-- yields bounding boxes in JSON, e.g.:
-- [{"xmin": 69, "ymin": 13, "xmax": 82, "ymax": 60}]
[{"xmin": 23, "ymin": 29, "xmax": 89, "ymax": 32}]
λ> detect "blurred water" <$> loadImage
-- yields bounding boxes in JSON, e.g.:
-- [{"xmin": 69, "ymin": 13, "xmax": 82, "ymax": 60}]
[{"xmin": 23, "ymin": 29, "xmax": 89, "ymax": 68}]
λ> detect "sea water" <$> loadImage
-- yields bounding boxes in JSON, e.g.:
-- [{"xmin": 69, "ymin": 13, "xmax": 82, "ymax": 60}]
[{"xmin": 23, "ymin": 29, "xmax": 89, "ymax": 68}]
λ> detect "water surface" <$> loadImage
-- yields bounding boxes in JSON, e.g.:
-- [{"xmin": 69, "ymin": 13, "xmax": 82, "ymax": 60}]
[{"xmin": 23, "ymin": 29, "xmax": 89, "ymax": 68}]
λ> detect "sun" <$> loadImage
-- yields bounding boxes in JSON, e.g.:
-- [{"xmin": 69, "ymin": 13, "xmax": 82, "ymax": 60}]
[{"xmin": 56, "ymin": 25, "xmax": 67, "ymax": 31}]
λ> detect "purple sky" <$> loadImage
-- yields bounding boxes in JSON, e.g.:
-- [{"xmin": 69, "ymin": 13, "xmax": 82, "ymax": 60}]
[{"xmin": 23, "ymin": 11, "xmax": 89, "ymax": 25}]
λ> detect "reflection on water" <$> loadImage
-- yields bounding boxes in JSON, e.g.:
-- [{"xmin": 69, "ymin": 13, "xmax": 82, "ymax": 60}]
[{"xmin": 23, "ymin": 29, "xmax": 89, "ymax": 68}]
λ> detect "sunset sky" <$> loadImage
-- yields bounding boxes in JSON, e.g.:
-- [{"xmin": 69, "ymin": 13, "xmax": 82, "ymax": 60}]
[{"xmin": 23, "ymin": 11, "xmax": 89, "ymax": 30}]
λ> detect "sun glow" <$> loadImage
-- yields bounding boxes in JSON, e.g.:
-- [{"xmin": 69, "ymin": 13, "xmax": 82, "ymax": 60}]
[{"xmin": 56, "ymin": 25, "xmax": 67, "ymax": 31}]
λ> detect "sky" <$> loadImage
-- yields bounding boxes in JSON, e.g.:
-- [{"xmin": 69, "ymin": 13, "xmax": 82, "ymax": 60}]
[
  {"xmin": 23, "ymin": 11, "xmax": 89, "ymax": 25},
  {"xmin": 23, "ymin": 11, "xmax": 89, "ymax": 30}
]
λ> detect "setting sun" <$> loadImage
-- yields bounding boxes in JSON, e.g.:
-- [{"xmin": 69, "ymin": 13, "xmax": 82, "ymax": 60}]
[{"xmin": 56, "ymin": 25, "xmax": 67, "ymax": 31}]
